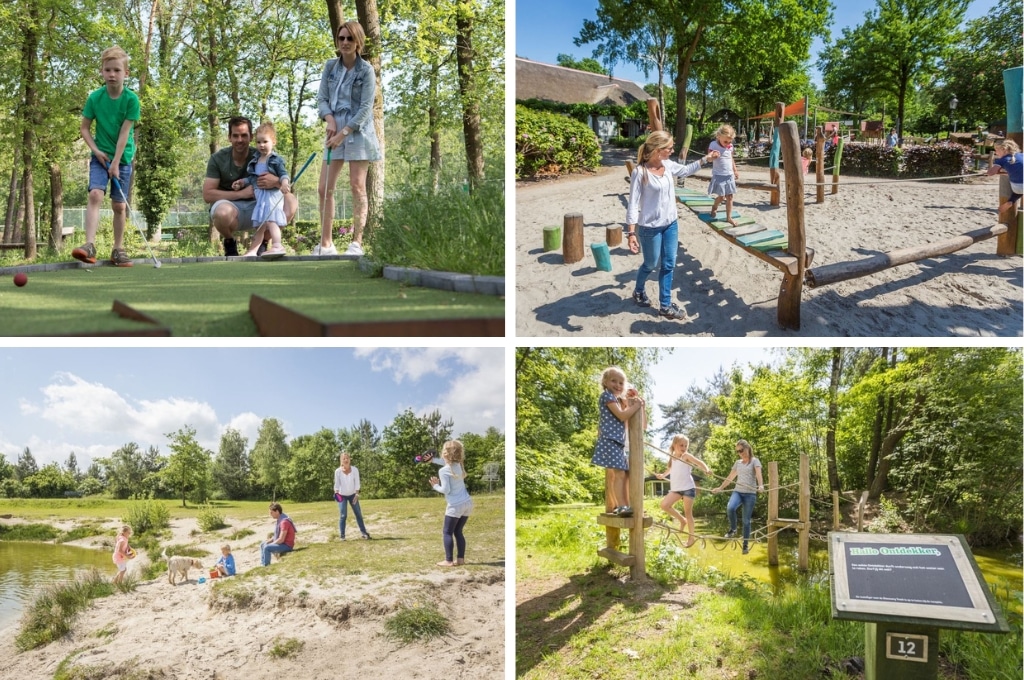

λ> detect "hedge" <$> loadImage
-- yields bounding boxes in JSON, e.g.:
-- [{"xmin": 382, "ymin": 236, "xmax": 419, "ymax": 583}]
[{"xmin": 515, "ymin": 105, "xmax": 602, "ymax": 178}]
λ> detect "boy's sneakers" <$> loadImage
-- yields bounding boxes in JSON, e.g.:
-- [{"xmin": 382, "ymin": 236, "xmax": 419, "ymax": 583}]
[
  {"xmin": 110, "ymin": 248, "xmax": 133, "ymax": 267},
  {"xmin": 223, "ymin": 237, "xmax": 239, "ymax": 256},
  {"xmin": 71, "ymin": 242, "xmax": 97, "ymax": 264},
  {"xmin": 345, "ymin": 242, "xmax": 364, "ymax": 256}
]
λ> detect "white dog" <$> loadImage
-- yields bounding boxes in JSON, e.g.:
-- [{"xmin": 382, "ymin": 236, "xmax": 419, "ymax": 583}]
[{"xmin": 163, "ymin": 550, "xmax": 203, "ymax": 585}]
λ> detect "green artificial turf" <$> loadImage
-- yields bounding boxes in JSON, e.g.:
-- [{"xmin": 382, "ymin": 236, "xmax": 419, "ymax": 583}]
[{"xmin": 0, "ymin": 261, "xmax": 503, "ymax": 336}]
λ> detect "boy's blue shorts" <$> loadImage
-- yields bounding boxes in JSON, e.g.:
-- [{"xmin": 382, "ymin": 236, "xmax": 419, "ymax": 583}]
[{"xmin": 88, "ymin": 156, "xmax": 133, "ymax": 203}]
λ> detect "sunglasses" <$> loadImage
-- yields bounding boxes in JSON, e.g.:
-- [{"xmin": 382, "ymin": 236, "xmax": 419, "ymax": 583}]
[{"xmin": 337, "ymin": 34, "xmax": 355, "ymax": 42}]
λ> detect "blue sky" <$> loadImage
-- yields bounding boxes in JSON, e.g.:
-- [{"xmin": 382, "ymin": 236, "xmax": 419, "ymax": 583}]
[
  {"xmin": 0, "ymin": 348, "xmax": 504, "ymax": 470},
  {"xmin": 515, "ymin": 0, "xmax": 999, "ymax": 90}
]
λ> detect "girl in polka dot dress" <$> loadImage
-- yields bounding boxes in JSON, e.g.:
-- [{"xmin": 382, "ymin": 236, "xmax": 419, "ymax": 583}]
[{"xmin": 591, "ymin": 366, "xmax": 645, "ymax": 517}]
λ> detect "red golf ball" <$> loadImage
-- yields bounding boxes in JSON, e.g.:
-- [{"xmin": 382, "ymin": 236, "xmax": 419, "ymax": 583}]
[{"xmin": 13, "ymin": 273, "xmax": 27, "ymax": 287}]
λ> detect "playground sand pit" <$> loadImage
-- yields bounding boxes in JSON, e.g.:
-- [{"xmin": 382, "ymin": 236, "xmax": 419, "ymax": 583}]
[
  {"xmin": 0, "ymin": 516, "xmax": 504, "ymax": 680},
  {"xmin": 516, "ymin": 148, "xmax": 1022, "ymax": 337}
]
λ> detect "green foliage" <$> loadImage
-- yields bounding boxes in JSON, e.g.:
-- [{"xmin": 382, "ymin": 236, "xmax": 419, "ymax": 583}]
[
  {"xmin": 0, "ymin": 523, "xmax": 61, "ymax": 541},
  {"xmin": 249, "ymin": 418, "xmax": 291, "ymax": 501},
  {"xmin": 374, "ymin": 409, "xmax": 454, "ymax": 498},
  {"xmin": 285, "ymin": 429, "xmax": 341, "ymax": 503},
  {"xmin": 267, "ymin": 637, "xmax": 305, "ymax": 659},
  {"xmin": 867, "ymin": 496, "xmax": 910, "ymax": 533},
  {"xmin": 384, "ymin": 602, "xmax": 452, "ymax": 643},
  {"xmin": 212, "ymin": 428, "xmax": 251, "ymax": 501},
  {"xmin": 166, "ymin": 226, "xmax": 218, "ymax": 258},
  {"xmin": 196, "ymin": 503, "xmax": 227, "ymax": 532},
  {"xmin": 122, "ymin": 500, "xmax": 170, "ymax": 535},
  {"xmin": 98, "ymin": 442, "xmax": 165, "ymax": 500},
  {"xmin": 15, "ymin": 569, "xmax": 113, "ymax": 651},
  {"xmin": 368, "ymin": 179, "xmax": 503, "ymax": 277},
  {"xmin": 555, "ymin": 53, "xmax": 608, "ymax": 75},
  {"xmin": 163, "ymin": 426, "xmax": 213, "ymax": 506},
  {"xmin": 826, "ymin": 142, "xmax": 901, "ymax": 177},
  {"xmin": 135, "ymin": 83, "xmax": 186, "ymax": 234},
  {"xmin": 282, "ymin": 219, "xmax": 353, "ymax": 256},
  {"xmin": 900, "ymin": 142, "xmax": 972, "ymax": 179},
  {"xmin": 607, "ymin": 134, "xmax": 646, "ymax": 150},
  {"xmin": 515, "ymin": 105, "xmax": 601, "ymax": 178},
  {"xmin": 23, "ymin": 463, "xmax": 77, "ymax": 498}
]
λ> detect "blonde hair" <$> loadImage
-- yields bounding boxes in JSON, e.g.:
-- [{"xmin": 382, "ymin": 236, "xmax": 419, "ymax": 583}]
[
  {"xmin": 802, "ymin": 148, "xmax": 813, "ymax": 159},
  {"xmin": 441, "ymin": 440, "xmax": 466, "ymax": 479},
  {"xmin": 221, "ymin": 544, "xmax": 232, "ymax": 552},
  {"xmin": 101, "ymin": 46, "xmax": 129, "ymax": 70},
  {"xmin": 714, "ymin": 124, "xmax": 736, "ymax": 140},
  {"xmin": 119, "ymin": 525, "xmax": 132, "ymax": 535},
  {"xmin": 996, "ymin": 139, "xmax": 1020, "ymax": 159},
  {"xmin": 254, "ymin": 121, "xmax": 277, "ymax": 144},
  {"xmin": 736, "ymin": 439, "xmax": 753, "ymax": 458},
  {"xmin": 670, "ymin": 434, "xmax": 690, "ymax": 455},
  {"xmin": 600, "ymin": 366, "xmax": 626, "ymax": 390},
  {"xmin": 635, "ymin": 131, "xmax": 674, "ymax": 185}
]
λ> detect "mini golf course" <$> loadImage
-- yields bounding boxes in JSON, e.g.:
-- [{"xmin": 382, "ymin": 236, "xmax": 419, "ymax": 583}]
[{"xmin": 0, "ymin": 258, "xmax": 504, "ymax": 336}]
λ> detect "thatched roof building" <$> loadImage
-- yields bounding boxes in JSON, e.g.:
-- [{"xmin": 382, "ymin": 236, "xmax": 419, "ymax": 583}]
[{"xmin": 515, "ymin": 57, "xmax": 648, "ymax": 106}]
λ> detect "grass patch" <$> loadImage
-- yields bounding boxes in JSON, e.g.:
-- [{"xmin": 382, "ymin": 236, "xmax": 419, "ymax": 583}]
[
  {"xmin": 0, "ymin": 523, "xmax": 61, "ymax": 541},
  {"xmin": 517, "ymin": 505, "xmax": 1022, "ymax": 680},
  {"xmin": 384, "ymin": 602, "xmax": 451, "ymax": 643},
  {"xmin": 196, "ymin": 503, "xmax": 228, "ymax": 532},
  {"xmin": 227, "ymin": 528, "xmax": 255, "ymax": 541},
  {"xmin": 15, "ymin": 569, "xmax": 114, "ymax": 650},
  {"xmin": 93, "ymin": 623, "xmax": 118, "ymax": 638},
  {"xmin": 58, "ymin": 522, "xmax": 107, "ymax": 543},
  {"xmin": 161, "ymin": 544, "xmax": 210, "ymax": 559},
  {"xmin": 267, "ymin": 636, "xmax": 305, "ymax": 659}
]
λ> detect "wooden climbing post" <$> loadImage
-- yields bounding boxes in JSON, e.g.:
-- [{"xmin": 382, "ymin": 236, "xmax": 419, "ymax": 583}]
[
  {"xmin": 542, "ymin": 225, "xmax": 560, "ymax": 252},
  {"xmin": 595, "ymin": 403, "xmax": 651, "ymax": 581},
  {"xmin": 799, "ymin": 453, "xmax": 810, "ymax": 571},
  {"xmin": 767, "ymin": 453, "xmax": 810, "ymax": 570},
  {"xmin": 777, "ymin": 122, "xmax": 806, "ymax": 331},
  {"xmin": 833, "ymin": 490, "xmax": 840, "ymax": 530},
  {"xmin": 996, "ymin": 174, "xmax": 1020, "ymax": 256},
  {"xmin": 815, "ymin": 126, "xmax": 826, "ymax": 204},
  {"xmin": 646, "ymin": 98, "xmax": 663, "ymax": 132},
  {"xmin": 767, "ymin": 461, "xmax": 780, "ymax": 565},
  {"xmin": 832, "ymin": 138, "xmax": 844, "ymax": 195},
  {"xmin": 562, "ymin": 212, "xmax": 584, "ymax": 264},
  {"xmin": 606, "ymin": 224, "xmax": 622, "ymax": 248}
]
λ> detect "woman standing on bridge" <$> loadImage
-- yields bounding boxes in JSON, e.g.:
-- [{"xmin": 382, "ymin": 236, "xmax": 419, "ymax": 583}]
[
  {"xmin": 712, "ymin": 439, "xmax": 764, "ymax": 555},
  {"xmin": 626, "ymin": 131, "xmax": 718, "ymax": 320}
]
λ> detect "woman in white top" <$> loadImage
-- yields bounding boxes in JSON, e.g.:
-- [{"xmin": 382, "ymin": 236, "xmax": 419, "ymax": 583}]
[
  {"xmin": 655, "ymin": 434, "xmax": 711, "ymax": 548},
  {"xmin": 334, "ymin": 451, "xmax": 371, "ymax": 540},
  {"xmin": 626, "ymin": 131, "xmax": 718, "ymax": 320}
]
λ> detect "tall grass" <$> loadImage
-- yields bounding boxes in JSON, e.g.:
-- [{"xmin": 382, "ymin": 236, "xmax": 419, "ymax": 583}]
[
  {"xmin": 384, "ymin": 602, "xmax": 451, "ymax": 643},
  {"xmin": 15, "ymin": 569, "xmax": 115, "ymax": 651},
  {"xmin": 122, "ymin": 500, "xmax": 170, "ymax": 535},
  {"xmin": 368, "ymin": 180, "xmax": 503, "ymax": 277}
]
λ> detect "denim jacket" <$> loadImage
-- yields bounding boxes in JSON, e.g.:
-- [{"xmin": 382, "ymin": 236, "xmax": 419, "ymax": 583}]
[
  {"xmin": 243, "ymin": 150, "xmax": 288, "ymax": 187},
  {"xmin": 316, "ymin": 55, "xmax": 376, "ymax": 134}
]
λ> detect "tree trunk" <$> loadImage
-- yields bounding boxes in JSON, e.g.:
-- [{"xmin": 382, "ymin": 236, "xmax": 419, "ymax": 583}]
[
  {"xmin": 455, "ymin": 1, "xmax": 484, "ymax": 190},
  {"xmin": 672, "ymin": 25, "xmax": 703, "ymax": 154},
  {"xmin": 19, "ymin": 2, "xmax": 39, "ymax": 260},
  {"xmin": 825, "ymin": 347, "xmax": 842, "ymax": 492},
  {"xmin": 866, "ymin": 347, "xmax": 890, "ymax": 485},
  {"xmin": 868, "ymin": 390, "xmax": 923, "ymax": 500},
  {"xmin": 429, "ymin": 65, "xmax": 441, "ymax": 192},
  {"xmin": 205, "ymin": 19, "xmax": 219, "ymax": 155},
  {"xmin": 355, "ymin": 0, "xmax": 385, "ymax": 233},
  {"xmin": 4, "ymin": 164, "xmax": 19, "ymax": 243},
  {"xmin": 49, "ymin": 162, "xmax": 64, "ymax": 249}
]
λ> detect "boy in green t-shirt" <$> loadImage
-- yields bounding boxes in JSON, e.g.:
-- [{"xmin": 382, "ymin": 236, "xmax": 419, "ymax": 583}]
[{"xmin": 71, "ymin": 46, "xmax": 141, "ymax": 267}]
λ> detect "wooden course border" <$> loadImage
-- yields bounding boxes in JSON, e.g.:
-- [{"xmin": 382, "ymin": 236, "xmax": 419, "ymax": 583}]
[{"xmin": 248, "ymin": 295, "xmax": 503, "ymax": 337}]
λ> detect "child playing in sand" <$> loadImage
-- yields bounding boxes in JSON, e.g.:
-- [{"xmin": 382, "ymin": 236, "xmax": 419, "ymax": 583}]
[
  {"xmin": 231, "ymin": 121, "xmax": 290, "ymax": 259},
  {"xmin": 429, "ymin": 440, "xmax": 473, "ymax": 567},
  {"xmin": 215, "ymin": 544, "xmax": 236, "ymax": 576},
  {"xmin": 112, "ymin": 525, "xmax": 133, "ymax": 585},
  {"xmin": 708, "ymin": 124, "xmax": 740, "ymax": 228},
  {"xmin": 987, "ymin": 139, "xmax": 1022, "ymax": 220},
  {"xmin": 591, "ymin": 366, "xmax": 645, "ymax": 517},
  {"xmin": 655, "ymin": 434, "xmax": 711, "ymax": 547},
  {"xmin": 801, "ymin": 147, "xmax": 812, "ymax": 174}
]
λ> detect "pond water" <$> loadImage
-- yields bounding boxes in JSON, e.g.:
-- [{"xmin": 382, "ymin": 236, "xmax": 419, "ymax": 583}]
[{"xmin": 0, "ymin": 541, "xmax": 114, "ymax": 632}]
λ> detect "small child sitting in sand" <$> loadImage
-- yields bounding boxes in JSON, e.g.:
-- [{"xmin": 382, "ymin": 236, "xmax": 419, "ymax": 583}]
[{"xmin": 215, "ymin": 544, "xmax": 236, "ymax": 577}]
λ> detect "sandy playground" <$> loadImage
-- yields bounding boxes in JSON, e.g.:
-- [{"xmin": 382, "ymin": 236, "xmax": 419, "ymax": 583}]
[
  {"xmin": 516, "ymin": 147, "xmax": 1022, "ymax": 337},
  {"xmin": 0, "ymin": 515, "xmax": 503, "ymax": 680}
]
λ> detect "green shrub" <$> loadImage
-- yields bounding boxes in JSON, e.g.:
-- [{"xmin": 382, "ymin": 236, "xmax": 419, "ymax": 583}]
[
  {"xmin": 196, "ymin": 503, "xmax": 227, "ymax": 532},
  {"xmin": 516, "ymin": 105, "xmax": 601, "ymax": 178},
  {"xmin": 282, "ymin": 218, "xmax": 353, "ymax": 254},
  {"xmin": 16, "ymin": 569, "xmax": 113, "ymax": 650},
  {"xmin": 384, "ymin": 602, "xmax": 451, "ymax": 643},
  {"xmin": 901, "ymin": 142, "xmax": 972, "ymax": 180},
  {"xmin": 267, "ymin": 637, "xmax": 305, "ymax": 659},
  {"xmin": 122, "ymin": 500, "xmax": 170, "ymax": 535},
  {"xmin": 0, "ymin": 523, "xmax": 61, "ymax": 541}
]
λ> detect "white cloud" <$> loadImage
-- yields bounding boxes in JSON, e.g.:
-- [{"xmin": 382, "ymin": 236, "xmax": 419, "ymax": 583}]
[
  {"xmin": 355, "ymin": 347, "xmax": 499, "ymax": 385},
  {"xmin": 224, "ymin": 412, "xmax": 263, "ymax": 448}
]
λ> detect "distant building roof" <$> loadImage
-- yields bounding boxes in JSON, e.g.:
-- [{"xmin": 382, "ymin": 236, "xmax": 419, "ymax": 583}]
[
  {"xmin": 709, "ymin": 108, "xmax": 742, "ymax": 123},
  {"xmin": 515, "ymin": 57, "xmax": 649, "ymax": 107}
]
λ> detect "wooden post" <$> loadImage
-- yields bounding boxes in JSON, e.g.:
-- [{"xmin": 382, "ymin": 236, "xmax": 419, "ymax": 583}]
[
  {"xmin": 777, "ymin": 121, "xmax": 806, "ymax": 330},
  {"xmin": 680, "ymin": 123, "xmax": 693, "ymax": 164},
  {"xmin": 562, "ymin": 212, "xmax": 584, "ymax": 264},
  {"xmin": 646, "ymin": 98, "xmax": 663, "ymax": 132},
  {"xmin": 833, "ymin": 490, "xmax": 840, "ymax": 530},
  {"xmin": 798, "ymin": 453, "xmax": 810, "ymax": 571},
  {"xmin": 542, "ymin": 225, "xmax": 560, "ymax": 252},
  {"xmin": 591, "ymin": 242, "xmax": 612, "ymax": 271},
  {"xmin": 627, "ymin": 405, "xmax": 646, "ymax": 581},
  {"xmin": 815, "ymin": 126, "xmax": 826, "ymax": 204},
  {"xmin": 856, "ymin": 490, "xmax": 870, "ymax": 532},
  {"xmin": 767, "ymin": 461, "xmax": 780, "ymax": 566},
  {"xmin": 996, "ymin": 174, "xmax": 1020, "ymax": 256},
  {"xmin": 606, "ymin": 224, "xmax": 622, "ymax": 248}
]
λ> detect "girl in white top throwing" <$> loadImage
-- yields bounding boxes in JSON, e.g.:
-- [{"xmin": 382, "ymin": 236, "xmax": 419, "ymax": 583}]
[
  {"xmin": 430, "ymin": 439, "xmax": 473, "ymax": 567},
  {"xmin": 626, "ymin": 131, "xmax": 718, "ymax": 320}
]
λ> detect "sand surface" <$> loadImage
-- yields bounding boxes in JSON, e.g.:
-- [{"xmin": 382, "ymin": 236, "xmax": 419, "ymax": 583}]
[
  {"xmin": 516, "ymin": 147, "xmax": 1022, "ymax": 336},
  {"xmin": 0, "ymin": 516, "xmax": 503, "ymax": 680}
]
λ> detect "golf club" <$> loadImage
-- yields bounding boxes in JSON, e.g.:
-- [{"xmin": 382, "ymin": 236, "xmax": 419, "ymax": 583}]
[
  {"xmin": 109, "ymin": 173, "xmax": 161, "ymax": 268},
  {"xmin": 249, "ymin": 151, "xmax": 318, "ymax": 259},
  {"xmin": 317, "ymin": 147, "xmax": 332, "ymax": 254}
]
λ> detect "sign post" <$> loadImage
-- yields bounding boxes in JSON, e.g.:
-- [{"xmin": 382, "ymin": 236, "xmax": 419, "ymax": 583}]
[{"xmin": 829, "ymin": 532, "xmax": 1009, "ymax": 680}]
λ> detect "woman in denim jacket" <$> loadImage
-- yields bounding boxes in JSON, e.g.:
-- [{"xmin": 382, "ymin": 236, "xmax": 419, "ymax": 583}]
[{"xmin": 315, "ymin": 20, "xmax": 381, "ymax": 257}]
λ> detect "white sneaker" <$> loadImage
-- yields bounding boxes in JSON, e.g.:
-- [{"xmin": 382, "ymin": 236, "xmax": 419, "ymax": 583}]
[
  {"xmin": 312, "ymin": 243, "xmax": 338, "ymax": 256},
  {"xmin": 345, "ymin": 242, "xmax": 364, "ymax": 256}
]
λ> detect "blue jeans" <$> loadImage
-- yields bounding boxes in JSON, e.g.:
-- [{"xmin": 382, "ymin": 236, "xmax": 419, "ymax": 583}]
[
  {"xmin": 337, "ymin": 494, "xmax": 368, "ymax": 538},
  {"xmin": 88, "ymin": 156, "xmax": 133, "ymax": 201},
  {"xmin": 634, "ymin": 220, "xmax": 678, "ymax": 310},
  {"xmin": 260, "ymin": 541, "xmax": 292, "ymax": 566},
  {"xmin": 727, "ymin": 491, "xmax": 757, "ymax": 542}
]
